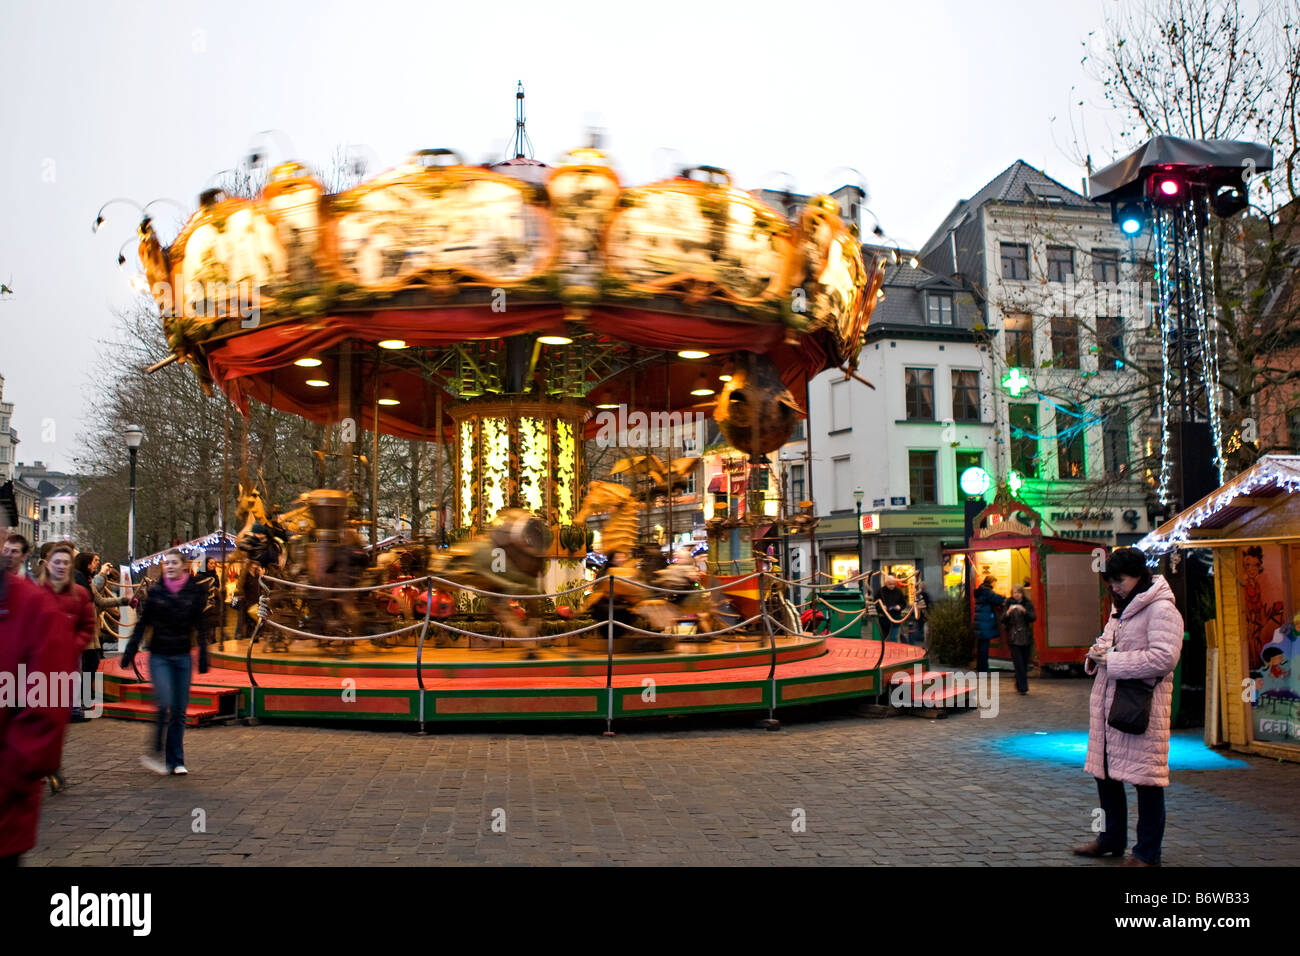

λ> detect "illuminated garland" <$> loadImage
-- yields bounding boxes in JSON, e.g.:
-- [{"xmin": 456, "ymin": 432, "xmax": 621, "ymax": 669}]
[
  {"xmin": 1135, "ymin": 455, "xmax": 1300, "ymax": 557},
  {"xmin": 129, "ymin": 531, "xmax": 233, "ymax": 574},
  {"xmin": 1153, "ymin": 207, "xmax": 1175, "ymax": 507},
  {"xmin": 1184, "ymin": 201, "xmax": 1227, "ymax": 485}
]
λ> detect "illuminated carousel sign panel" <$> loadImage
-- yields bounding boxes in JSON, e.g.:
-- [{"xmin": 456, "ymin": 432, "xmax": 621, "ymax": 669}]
[{"xmin": 449, "ymin": 398, "xmax": 585, "ymax": 532}]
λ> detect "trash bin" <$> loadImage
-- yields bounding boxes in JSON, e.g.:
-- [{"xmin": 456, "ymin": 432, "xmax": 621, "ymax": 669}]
[{"xmin": 819, "ymin": 588, "xmax": 867, "ymax": 638}]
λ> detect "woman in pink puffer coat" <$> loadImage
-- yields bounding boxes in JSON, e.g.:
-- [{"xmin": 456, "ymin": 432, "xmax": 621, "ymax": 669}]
[{"xmin": 1073, "ymin": 547, "xmax": 1183, "ymax": 867}]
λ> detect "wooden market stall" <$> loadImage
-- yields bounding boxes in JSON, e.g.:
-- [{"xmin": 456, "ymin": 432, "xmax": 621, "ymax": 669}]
[
  {"xmin": 1138, "ymin": 455, "xmax": 1300, "ymax": 763},
  {"xmin": 944, "ymin": 491, "xmax": 1106, "ymax": 668}
]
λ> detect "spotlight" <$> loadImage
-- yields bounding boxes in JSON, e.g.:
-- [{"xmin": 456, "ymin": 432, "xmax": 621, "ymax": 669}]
[
  {"xmin": 1147, "ymin": 171, "xmax": 1186, "ymax": 206},
  {"xmin": 678, "ymin": 350, "xmax": 710, "ymax": 360},
  {"xmin": 595, "ymin": 403, "xmax": 620, "ymax": 410},
  {"xmin": 306, "ymin": 378, "xmax": 330, "ymax": 388},
  {"xmin": 1210, "ymin": 183, "xmax": 1248, "ymax": 218},
  {"xmin": 537, "ymin": 334, "xmax": 573, "ymax": 345},
  {"xmin": 294, "ymin": 357, "xmax": 323, "ymax": 367},
  {"xmin": 378, "ymin": 339, "xmax": 408, "ymax": 350},
  {"xmin": 690, "ymin": 376, "xmax": 715, "ymax": 397},
  {"xmin": 1116, "ymin": 202, "xmax": 1147, "ymax": 237},
  {"xmin": 377, "ymin": 386, "xmax": 400, "ymax": 406}
]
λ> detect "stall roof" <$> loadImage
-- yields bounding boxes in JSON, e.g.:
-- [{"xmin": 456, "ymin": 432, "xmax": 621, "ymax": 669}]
[{"xmin": 1137, "ymin": 455, "xmax": 1300, "ymax": 553}]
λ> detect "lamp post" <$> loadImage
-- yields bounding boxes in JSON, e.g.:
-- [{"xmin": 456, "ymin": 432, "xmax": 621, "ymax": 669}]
[
  {"xmin": 124, "ymin": 424, "xmax": 143, "ymax": 568},
  {"xmin": 852, "ymin": 486, "xmax": 865, "ymax": 597}
]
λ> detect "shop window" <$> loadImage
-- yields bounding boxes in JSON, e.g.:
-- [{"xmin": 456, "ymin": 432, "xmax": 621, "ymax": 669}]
[
  {"xmin": 905, "ymin": 368, "xmax": 935, "ymax": 421},
  {"xmin": 908, "ymin": 450, "xmax": 938, "ymax": 505}
]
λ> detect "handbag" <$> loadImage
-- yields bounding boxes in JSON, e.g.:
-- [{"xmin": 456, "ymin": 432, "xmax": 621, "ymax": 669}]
[
  {"xmin": 1106, "ymin": 622, "xmax": 1156, "ymax": 734},
  {"xmin": 1107, "ymin": 678, "xmax": 1155, "ymax": 734}
]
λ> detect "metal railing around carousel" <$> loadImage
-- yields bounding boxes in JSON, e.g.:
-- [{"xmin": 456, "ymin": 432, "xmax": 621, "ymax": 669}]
[{"xmin": 243, "ymin": 564, "xmax": 907, "ymax": 732}]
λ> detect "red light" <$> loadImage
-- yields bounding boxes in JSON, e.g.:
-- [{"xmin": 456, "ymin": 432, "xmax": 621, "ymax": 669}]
[{"xmin": 1159, "ymin": 178, "xmax": 1180, "ymax": 196}]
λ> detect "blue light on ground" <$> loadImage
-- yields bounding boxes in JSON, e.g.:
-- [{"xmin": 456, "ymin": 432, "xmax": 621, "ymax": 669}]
[{"xmin": 992, "ymin": 731, "xmax": 1249, "ymax": 770}]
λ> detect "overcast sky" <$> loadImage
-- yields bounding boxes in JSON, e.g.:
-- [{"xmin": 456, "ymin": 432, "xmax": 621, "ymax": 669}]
[{"xmin": 0, "ymin": 0, "xmax": 1127, "ymax": 472}]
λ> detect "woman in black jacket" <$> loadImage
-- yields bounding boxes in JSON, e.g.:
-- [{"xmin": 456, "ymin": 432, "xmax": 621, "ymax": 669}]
[
  {"xmin": 121, "ymin": 551, "xmax": 208, "ymax": 776},
  {"xmin": 1002, "ymin": 584, "xmax": 1037, "ymax": 694}
]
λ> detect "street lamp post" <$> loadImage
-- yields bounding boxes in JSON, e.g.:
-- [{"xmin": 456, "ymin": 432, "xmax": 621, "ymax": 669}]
[
  {"xmin": 852, "ymin": 486, "xmax": 865, "ymax": 597},
  {"xmin": 124, "ymin": 424, "xmax": 143, "ymax": 568}
]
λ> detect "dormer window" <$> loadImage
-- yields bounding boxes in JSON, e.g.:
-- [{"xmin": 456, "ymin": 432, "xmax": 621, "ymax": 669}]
[{"xmin": 926, "ymin": 292, "xmax": 954, "ymax": 325}]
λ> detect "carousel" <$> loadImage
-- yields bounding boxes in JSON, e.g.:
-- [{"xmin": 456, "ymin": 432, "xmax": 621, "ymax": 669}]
[{"xmin": 101, "ymin": 127, "xmax": 928, "ymax": 727}]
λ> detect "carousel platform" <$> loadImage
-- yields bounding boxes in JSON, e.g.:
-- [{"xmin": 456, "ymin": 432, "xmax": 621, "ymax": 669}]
[{"xmin": 97, "ymin": 636, "xmax": 928, "ymax": 725}]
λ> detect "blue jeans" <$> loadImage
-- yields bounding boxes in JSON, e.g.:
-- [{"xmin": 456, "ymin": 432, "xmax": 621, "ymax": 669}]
[
  {"xmin": 1095, "ymin": 776, "xmax": 1167, "ymax": 864},
  {"xmin": 149, "ymin": 652, "xmax": 192, "ymax": 770}
]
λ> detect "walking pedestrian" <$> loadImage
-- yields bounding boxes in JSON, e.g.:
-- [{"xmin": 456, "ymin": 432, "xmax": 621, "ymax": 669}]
[
  {"xmin": 0, "ymin": 554, "xmax": 78, "ymax": 865},
  {"xmin": 73, "ymin": 552, "xmax": 132, "ymax": 714},
  {"xmin": 193, "ymin": 558, "xmax": 221, "ymax": 649},
  {"xmin": 914, "ymin": 579, "xmax": 932, "ymax": 646},
  {"xmin": 1002, "ymin": 584, "xmax": 1036, "ymax": 694},
  {"xmin": 874, "ymin": 574, "xmax": 908, "ymax": 642},
  {"xmin": 35, "ymin": 544, "xmax": 95, "ymax": 791},
  {"xmin": 3, "ymin": 533, "xmax": 31, "ymax": 578},
  {"xmin": 121, "ymin": 549, "xmax": 209, "ymax": 776},
  {"xmin": 1073, "ymin": 547, "xmax": 1183, "ymax": 867},
  {"xmin": 973, "ymin": 575, "xmax": 1005, "ymax": 672}
]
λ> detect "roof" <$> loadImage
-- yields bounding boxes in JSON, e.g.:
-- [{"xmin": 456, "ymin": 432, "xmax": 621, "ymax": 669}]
[
  {"xmin": 920, "ymin": 160, "xmax": 1091, "ymax": 258},
  {"xmin": 1137, "ymin": 455, "xmax": 1300, "ymax": 553}
]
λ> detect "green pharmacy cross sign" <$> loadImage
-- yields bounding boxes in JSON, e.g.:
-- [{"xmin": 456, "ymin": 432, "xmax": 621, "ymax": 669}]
[{"xmin": 1001, "ymin": 368, "xmax": 1031, "ymax": 397}]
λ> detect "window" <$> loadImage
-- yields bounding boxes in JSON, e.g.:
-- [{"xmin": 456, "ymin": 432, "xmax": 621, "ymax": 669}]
[
  {"xmin": 1096, "ymin": 316, "xmax": 1124, "ymax": 370},
  {"xmin": 790, "ymin": 419, "xmax": 806, "ymax": 442},
  {"xmin": 1009, "ymin": 403, "xmax": 1040, "ymax": 478},
  {"xmin": 955, "ymin": 450, "xmax": 984, "ymax": 502},
  {"xmin": 790, "ymin": 463, "xmax": 806, "ymax": 504},
  {"xmin": 832, "ymin": 456, "xmax": 853, "ymax": 511},
  {"xmin": 1000, "ymin": 243, "xmax": 1029, "ymax": 280},
  {"xmin": 684, "ymin": 470, "xmax": 697, "ymax": 495},
  {"xmin": 1056, "ymin": 407, "xmax": 1085, "ymax": 478},
  {"xmin": 908, "ymin": 451, "xmax": 938, "ymax": 505},
  {"xmin": 1146, "ymin": 364, "xmax": 1163, "ymax": 421},
  {"xmin": 1004, "ymin": 313, "xmax": 1034, "ymax": 367},
  {"xmin": 830, "ymin": 379, "xmax": 852, "ymax": 431},
  {"xmin": 1092, "ymin": 249, "xmax": 1120, "ymax": 284},
  {"xmin": 926, "ymin": 292, "xmax": 954, "ymax": 325},
  {"xmin": 1103, "ymin": 406, "xmax": 1130, "ymax": 476},
  {"xmin": 59, "ymin": 504, "xmax": 65, "ymax": 514},
  {"xmin": 1047, "ymin": 246, "xmax": 1074, "ymax": 282},
  {"xmin": 1051, "ymin": 317, "xmax": 1079, "ymax": 369},
  {"xmin": 951, "ymin": 370, "xmax": 980, "ymax": 422},
  {"xmin": 1287, "ymin": 409, "xmax": 1300, "ymax": 452},
  {"xmin": 905, "ymin": 368, "xmax": 935, "ymax": 421}
]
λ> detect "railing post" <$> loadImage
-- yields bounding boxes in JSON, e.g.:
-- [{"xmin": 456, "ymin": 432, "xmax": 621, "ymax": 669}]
[
  {"xmin": 415, "ymin": 575, "xmax": 432, "ymax": 736},
  {"xmin": 758, "ymin": 569, "xmax": 780, "ymax": 731},
  {"xmin": 603, "ymin": 574, "xmax": 615, "ymax": 737}
]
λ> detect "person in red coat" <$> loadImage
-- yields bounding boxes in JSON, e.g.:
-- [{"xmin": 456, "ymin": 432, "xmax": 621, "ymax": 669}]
[
  {"xmin": 0, "ymin": 553, "xmax": 78, "ymax": 865},
  {"xmin": 36, "ymin": 544, "xmax": 95, "ymax": 793}
]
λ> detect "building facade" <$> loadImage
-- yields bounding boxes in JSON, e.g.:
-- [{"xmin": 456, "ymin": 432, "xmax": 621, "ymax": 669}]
[{"xmin": 919, "ymin": 160, "xmax": 1157, "ymax": 548}]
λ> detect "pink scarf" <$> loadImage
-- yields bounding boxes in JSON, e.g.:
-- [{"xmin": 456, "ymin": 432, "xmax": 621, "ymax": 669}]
[{"xmin": 164, "ymin": 571, "xmax": 190, "ymax": 594}]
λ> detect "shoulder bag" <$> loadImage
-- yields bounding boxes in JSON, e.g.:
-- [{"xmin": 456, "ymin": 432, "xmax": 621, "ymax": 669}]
[{"xmin": 1106, "ymin": 620, "xmax": 1156, "ymax": 735}]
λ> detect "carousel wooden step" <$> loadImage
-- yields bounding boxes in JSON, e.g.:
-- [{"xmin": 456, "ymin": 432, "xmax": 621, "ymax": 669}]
[
  {"xmin": 101, "ymin": 699, "xmax": 221, "ymax": 726},
  {"xmin": 888, "ymin": 669, "xmax": 979, "ymax": 709},
  {"xmin": 113, "ymin": 683, "xmax": 242, "ymax": 720}
]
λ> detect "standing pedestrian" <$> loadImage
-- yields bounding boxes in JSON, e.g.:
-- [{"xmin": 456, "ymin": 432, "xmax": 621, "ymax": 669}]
[
  {"xmin": 0, "ymin": 554, "xmax": 78, "ymax": 865},
  {"xmin": 35, "ymin": 544, "xmax": 95, "ymax": 791},
  {"xmin": 193, "ymin": 558, "xmax": 220, "ymax": 650},
  {"xmin": 3, "ymin": 533, "xmax": 31, "ymax": 578},
  {"xmin": 73, "ymin": 552, "xmax": 132, "ymax": 713},
  {"xmin": 973, "ymin": 575, "xmax": 1005, "ymax": 673},
  {"xmin": 1073, "ymin": 547, "xmax": 1183, "ymax": 867},
  {"xmin": 1002, "ymin": 584, "xmax": 1036, "ymax": 694},
  {"xmin": 874, "ymin": 574, "xmax": 908, "ymax": 642},
  {"xmin": 121, "ymin": 550, "xmax": 209, "ymax": 776}
]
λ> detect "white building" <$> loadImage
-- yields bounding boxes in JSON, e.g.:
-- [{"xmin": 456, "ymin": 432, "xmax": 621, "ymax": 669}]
[
  {"xmin": 919, "ymin": 160, "xmax": 1156, "ymax": 547},
  {"xmin": 0, "ymin": 373, "xmax": 16, "ymax": 482}
]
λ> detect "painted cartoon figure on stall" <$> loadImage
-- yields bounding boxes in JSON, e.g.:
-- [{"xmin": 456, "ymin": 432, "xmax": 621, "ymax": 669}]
[{"xmin": 1239, "ymin": 546, "xmax": 1285, "ymax": 670}]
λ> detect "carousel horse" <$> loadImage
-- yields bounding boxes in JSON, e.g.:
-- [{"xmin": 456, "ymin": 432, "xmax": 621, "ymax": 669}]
[{"xmin": 429, "ymin": 509, "xmax": 548, "ymax": 641}]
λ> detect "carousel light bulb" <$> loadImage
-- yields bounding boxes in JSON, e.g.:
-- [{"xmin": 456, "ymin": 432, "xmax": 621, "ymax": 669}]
[
  {"xmin": 378, "ymin": 339, "xmax": 408, "ymax": 350},
  {"xmin": 678, "ymin": 350, "xmax": 710, "ymax": 360},
  {"xmin": 595, "ymin": 403, "xmax": 620, "ymax": 410},
  {"xmin": 537, "ymin": 334, "xmax": 574, "ymax": 345},
  {"xmin": 908, "ymin": 256, "xmax": 919, "ymax": 269},
  {"xmin": 306, "ymin": 378, "xmax": 330, "ymax": 388},
  {"xmin": 718, "ymin": 372, "xmax": 733, "ymax": 382},
  {"xmin": 690, "ymin": 376, "xmax": 715, "ymax": 397},
  {"xmin": 377, "ymin": 386, "xmax": 400, "ymax": 406},
  {"xmin": 294, "ymin": 357, "xmax": 323, "ymax": 368},
  {"xmin": 129, "ymin": 273, "xmax": 149, "ymax": 294}
]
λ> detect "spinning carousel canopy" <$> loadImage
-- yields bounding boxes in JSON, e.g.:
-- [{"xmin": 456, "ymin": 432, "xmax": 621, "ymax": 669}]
[{"xmin": 139, "ymin": 148, "xmax": 885, "ymax": 439}]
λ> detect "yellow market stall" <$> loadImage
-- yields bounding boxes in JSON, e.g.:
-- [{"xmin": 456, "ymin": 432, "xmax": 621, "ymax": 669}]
[{"xmin": 1138, "ymin": 455, "xmax": 1300, "ymax": 763}]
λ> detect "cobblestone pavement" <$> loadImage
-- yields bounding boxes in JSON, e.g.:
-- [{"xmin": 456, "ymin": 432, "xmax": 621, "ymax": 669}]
[{"xmin": 24, "ymin": 677, "xmax": 1300, "ymax": 866}]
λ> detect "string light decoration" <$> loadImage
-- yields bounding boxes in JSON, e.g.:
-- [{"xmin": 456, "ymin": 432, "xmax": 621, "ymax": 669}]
[
  {"xmin": 1136, "ymin": 455, "xmax": 1300, "ymax": 559},
  {"xmin": 1153, "ymin": 207, "xmax": 1175, "ymax": 507},
  {"xmin": 129, "ymin": 532, "xmax": 234, "ymax": 574}
]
